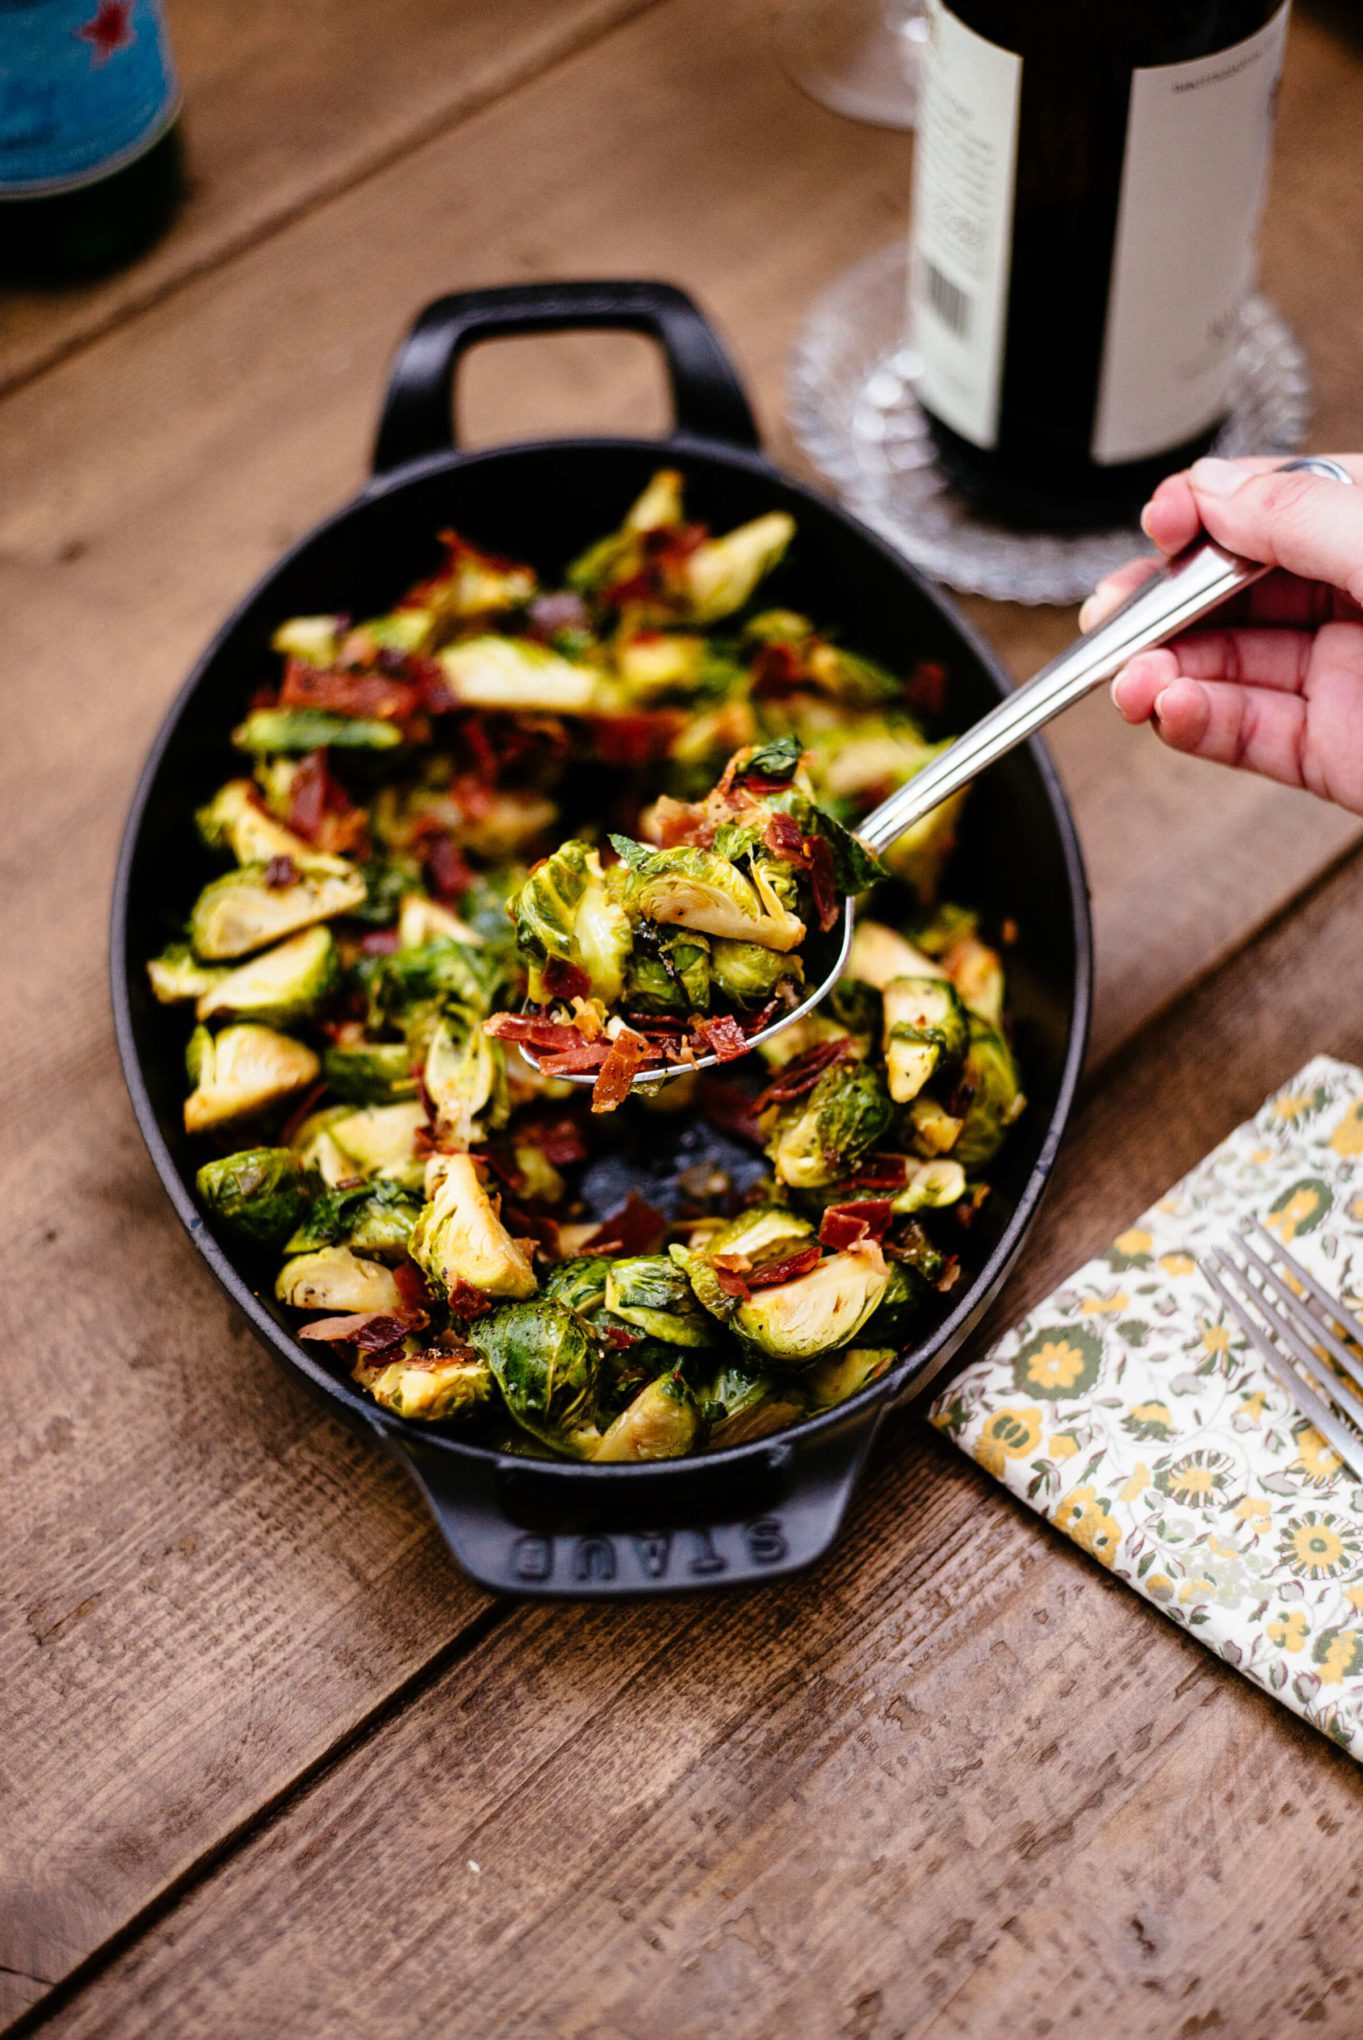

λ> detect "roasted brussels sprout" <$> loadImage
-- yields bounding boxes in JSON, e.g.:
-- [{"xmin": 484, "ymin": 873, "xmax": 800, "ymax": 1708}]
[
  {"xmin": 623, "ymin": 925, "xmax": 711, "ymax": 1017},
  {"xmin": 902, "ymin": 1093, "xmax": 966, "ymax": 1158},
  {"xmin": 271, "ymin": 615, "xmax": 343, "ymax": 665},
  {"xmin": 883, "ymin": 788, "xmax": 968, "ymax": 905},
  {"xmin": 846, "ymin": 919, "xmax": 945, "ymax": 991},
  {"xmin": 189, "ymin": 860, "xmax": 366, "ymax": 961},
  {"xmin": 710, "ymin": 938, "xmax": 800, "ymax": 1009},
  {"xmin": 408, "ymin": 1154, "xmax": 537, "ymax": 1302},
  {"xmin": 568, "ymin": 468, "xmax": 685, "ymax": 597},
  {"xmin": 951, "ymin": 1017, "xmax": 1026, "ymax": 1171},
  {"xmin": 147, "ymin": 943, "xmax": 225, "ymax": 1005},
  {"xmin": 511, "ymin": 841, "xmax": 633, "ymax": 1005},
  {"xmin": 882, "ymin": 975, "xmax": 969, "ymax": 1106},
  {"xmin": 803, "ymin": 1346, "xmax": 896, "ymax": 1411},
  {"xmin": 541, "ymin": 1255, "xmax": 613, "ymax": 1317},
  {"xmin": 326, "ymin": 1101, "xmax": 429, "ymax": 1187},
  {"xmin": 195, "ymin": 1147, "xmax": 313, "ymax": 1249},
  {"xmin": 767, "ymin": 1062, "xmax": 893, "ymax": 1190},
  {"xmin": 196, "ymin": 779, "xmax": 317, "ymax": 866},
  {"xmin": 195, "ymin": 926, "xmax": 339, "ymax": 1027},
  {"xmin": 604, "ymin": 1256, "xmax": 714, "ymax": 1348},
  {"xmin": 285, "ymin": 1178, "xmax": 421, "ymax": 1259},
  {"xmin": 734, "ymin": 1246, "xmax": 891, "ymax": 1363},
  {"xmin": 470, "ymin": 1298, "xmax": 601, "ymax": 1455},
  {"xmin": 321, "ymin": 1039, "xmax": 419, "ymax": 1106},
  {"xmin": 184, "ymin": 1023, "xmax": 320, "ymax": 1133},
  {"xmin": 591, "ymin": 1370, "xmax": 699, "ymax": 1461},
  {"xmin": 423, "ymin": 1006, "xmax": 507, "ymax": 1146},
  {"xmin": 275, "ymin": 1245, "xmax": 405, "ymax": 1313},
  {"xmin": 360, "ymin": 1349, "xmax": 496, "ymax": 1423},
  {"xmin": 438, "ymin": 636, "xmax": 611, "ymax": 715},
  {"xmin": 614, "ymin": 840, "xmax": 804, "ymax": 951},
  {"xmin": 233, "ymin": 707, "xmax": 404, "ymax": 754}
]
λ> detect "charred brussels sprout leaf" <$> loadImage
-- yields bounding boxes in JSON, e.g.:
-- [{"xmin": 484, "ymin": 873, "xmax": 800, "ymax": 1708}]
[
  {"xmin": 768, "ymin": 1062, "xmax": 893, "ymax": 1190},
  {"xmin": 196, "ymin": 1147, "xmax": 313, "ymax": 1249},
  {"xmin": 470, "ymin": 1299, "xmax": 602, "ymax": 1456},
  {"xmin": 541, "ymin": 1255, "xmax": 613, "ymax": 1318}
]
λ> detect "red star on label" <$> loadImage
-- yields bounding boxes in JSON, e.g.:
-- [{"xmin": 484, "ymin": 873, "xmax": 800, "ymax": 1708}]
[{"xmin": 76, "ymin": 0, "xmax": 136, "ymax": 65}]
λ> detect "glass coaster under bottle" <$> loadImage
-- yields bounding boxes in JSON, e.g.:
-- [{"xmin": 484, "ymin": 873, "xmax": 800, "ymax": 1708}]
[{"xmin": 787, "ymin": 243, "xmax": 1311, "ymax": 608}]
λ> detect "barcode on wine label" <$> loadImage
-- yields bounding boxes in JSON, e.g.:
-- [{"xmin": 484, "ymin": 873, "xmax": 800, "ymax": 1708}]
[{"xmin": 921, "ymin": 259, "xmax": 972, "ymax": 340}]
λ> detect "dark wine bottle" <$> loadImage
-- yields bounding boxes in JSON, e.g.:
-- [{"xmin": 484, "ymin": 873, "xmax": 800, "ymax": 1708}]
[
  {"xmin": 907, "ymin": 0, "xmax": 1290, "ymax": 527},
  {"xmin": 0, "ymin": 0, "xmax": 184, "ymax": 278}
]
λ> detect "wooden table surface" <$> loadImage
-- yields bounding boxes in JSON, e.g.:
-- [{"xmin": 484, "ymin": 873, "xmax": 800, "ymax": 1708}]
[{"xmin": 5, "ymin": 3, "xmax": 1363, "ymax": 2033}]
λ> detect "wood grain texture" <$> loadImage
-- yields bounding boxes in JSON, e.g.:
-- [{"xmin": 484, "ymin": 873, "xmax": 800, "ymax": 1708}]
[
  {"xmin": 40, "ymin": 839, "xmax": 1363, "ymax": 2040},
  {"xmin": 0, "ymin": 0, "xmax": 662, "ymax": 399},
  {"xmin": 3, "ymin": 0, "xmax": 1363, "ymax": 2027}
]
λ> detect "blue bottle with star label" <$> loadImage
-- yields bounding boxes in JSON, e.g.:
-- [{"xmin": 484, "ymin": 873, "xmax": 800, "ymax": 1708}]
[{"xmin": 0, "ymin": 0, "xmax": 184, "ymax": 275}]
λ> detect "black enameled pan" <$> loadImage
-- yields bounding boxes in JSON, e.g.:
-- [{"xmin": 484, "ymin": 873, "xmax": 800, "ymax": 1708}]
[{"xmin": 112, "ymin": 281, "xmax": 1091, "ymax": 1598}]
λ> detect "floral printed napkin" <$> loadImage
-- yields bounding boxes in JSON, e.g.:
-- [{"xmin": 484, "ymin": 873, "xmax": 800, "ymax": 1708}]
[{"xmin": 930, "ymin": 1055, "xmax": 1363, "ymax": 1758}]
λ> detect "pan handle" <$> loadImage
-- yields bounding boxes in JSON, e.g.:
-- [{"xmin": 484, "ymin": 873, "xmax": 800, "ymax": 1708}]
[
  {"xmin": 380, "ymin": 1411, "xmax": 881, "ymax": 1599},
  {"xmin": 371, "ymin": 279, "xmax": 761, "ymax": 476}
]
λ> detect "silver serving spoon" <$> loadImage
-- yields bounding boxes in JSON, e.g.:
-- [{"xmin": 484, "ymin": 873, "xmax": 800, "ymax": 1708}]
[{"xmin": 532, "ymin": 455, "xmax": 1351, "ymax": 1089}]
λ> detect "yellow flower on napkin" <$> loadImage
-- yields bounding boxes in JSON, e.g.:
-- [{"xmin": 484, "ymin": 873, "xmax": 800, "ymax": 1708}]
[
  {"xmin": 1279, "ymin": 1513, "xmax": 1358, "ymax": 1580},
  {"xmin": 1055, "ymin": 1485, "xmax": 1121, "ymax": 1568},
  {"xmin": 973, "ymin": 1407, "xmax": 1042, "ymax": 1478},
  {"xmin": 1268, "ymin": 1609, "xmax": 1309, "ymax": 1652},
  {"xmin": 1315, "ymin": 1628, "xmax": 1363, "ymax": 1684},
  {"xmin": 1292, "ymin": 1426, "xmax": 1343, "ymax": 1485}
]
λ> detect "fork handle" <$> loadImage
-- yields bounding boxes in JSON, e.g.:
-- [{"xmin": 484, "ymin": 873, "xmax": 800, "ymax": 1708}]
[{"xmin": 857, "ymin": 456, "xmax": 1354, "ymax": 858}]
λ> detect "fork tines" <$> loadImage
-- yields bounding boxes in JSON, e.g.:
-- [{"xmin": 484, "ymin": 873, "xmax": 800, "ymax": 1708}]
[{"xmin": 1198, "ymin": 1223, "xmax": 1363, "ymax": 1484}]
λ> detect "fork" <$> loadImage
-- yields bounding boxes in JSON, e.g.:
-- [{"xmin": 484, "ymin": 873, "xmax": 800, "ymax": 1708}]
[{"xmin": 1199, "ymin": 1220, "xmax": 1363, "ymax": 1481}]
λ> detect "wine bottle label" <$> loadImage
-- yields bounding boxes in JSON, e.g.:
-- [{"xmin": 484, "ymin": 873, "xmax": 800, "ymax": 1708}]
[
  {"xmin": 0, "ymin": 0, "xmax": 179, "ymax": 198},
  {"xmin": 1092, "ymin": 4, "xmax": 1290, "ymax": 464},
  {"xmin": 907, "ymin": 0, "xmax": 1022, "ymax": 450}
]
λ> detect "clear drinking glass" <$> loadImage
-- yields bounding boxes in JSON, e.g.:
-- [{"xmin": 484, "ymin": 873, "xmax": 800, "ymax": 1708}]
[{"xmin": 772, "ymin": 0, "xmax": 927, "ymax": 130}]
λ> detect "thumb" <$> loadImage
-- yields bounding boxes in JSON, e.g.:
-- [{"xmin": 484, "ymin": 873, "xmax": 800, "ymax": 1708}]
[{"xmin": 1188, "ymin": 457, "xmax": 1363, "ymax": 604}]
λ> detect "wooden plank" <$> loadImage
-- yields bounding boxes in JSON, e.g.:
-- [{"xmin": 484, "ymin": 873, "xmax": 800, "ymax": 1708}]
[
  {"xmin": 3, "ymin": 0, "xmax": 1362, "ymax": 2020},
  {"xmin": 0, "ymin": 0, "xmax": 661, "ymax": 399},
  {"xmin": 40, "ymin": 836, "xmax": 1363, "ymax": 2040}
]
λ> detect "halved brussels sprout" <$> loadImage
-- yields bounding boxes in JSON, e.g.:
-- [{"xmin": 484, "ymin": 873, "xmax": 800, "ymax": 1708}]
[
  {"xmin": 709, "ymin": 937, "xmax": 801, "ymax": 1009},
  {"xmin": 511, "ymin": 840, "xmax": 633, "ymax": 1006},
  {"xmin": 902, "ymin": 1093, "xmax": 966, "ymax": 1158},
  {"xmin": 271, "ymin": 614, "xmax": 343, "ymax": 665},
  {"xmin": 397, "ymin": 894, "xmax": 485, "ymax": 949},
  {"xmin": 803, "ymin": 1346, "xmax": 895, "ymax": 1412},
  {"xmin": 232, "ymin": 708, "xmax": 403, "ymax": 754},
  {"xmin": 285, "ymin": 1178, "xmax": 421, "ymax": 1259},
  {"xmin": 196, "ymin": 780, "xmax": 318, "ymax": 866},
  {"xmin": 423, "ymin": 1006, "xmax": 507, "ymax": 1146},
  {"xmin": 882, "ymin": 975, "xmax": 969, "ymax": 1105},
  {"xmin": 617, "ymin": 632, "xmax": 710, "ymax": 697},
  {"xmin": 469, "ymin": 1298, "xmax": 601, "ymax": 1456},
  {"xmin": 184, "ymin": 1023, "xmax": 320, "ymax": 1134},
  {"xmin": 361, "ymin": 1349, "xmax": 496, "ymax": 1423},
  {"xmin": 454, "ymin": 789, "xmax": 558, "ymax": 861},
  {"xmin": 699, "ymin": 1359, "xmax": 788, "ymax": 1445},
  {"xmin": 567, "ymin": 469, "xmax": 685, "ymax": 597},
  {"xmin": 846, "ymin": 919, "xmax": 946, "ymax": 990},
  {"xmin": 408, "ymin": 1154, "xmax": 537, "ymax": 1302},
  {"xmin": 322, "ymin": 1039, "xmax": 418, "ymax": 1106},
  {"xmin": 623, "ymin": 926, "xmax": 711, "ymax": 1018},
  {"xmin": 808, "ymin": 722, "xmax": 940, "ymax": 805},
  {"xmin": 942, "ymin": 931, "xmax": 1006, "ymax": 1027},
  {"xmin": 617, "ymin": 842, "xmax": 804, "ymax": 952},
  {"xmin": 367, "ymin": 934, "xmax": 514, "ymax": 1036},
  {"xmin": 883, "ymin": 788, "xmax": 968, "ymax": 906},
  {"xmin": 275, "ymin": 1245, "xmax": 404, "ymax": 1313},
  {"xmin": 289, "ymin": 1103, "xmax": 356, "ymax": 1187},
  {"xmin": 147, "ymin": 943, "xmax": 225, "ymax": 1004},
  {"xmin": 952, "ymin": 1017, "xmax": 1025, "ymax": 1171},
  {"xmin": 195, "ymin": 1147, "xmax": 313, "ymax": 1248},
  {"xmin": 604, "ymin": 1256, "xmax": 714, "ymax": 1349},
  {"xmin": 542, "ymin": 1255, "xmax": 612, "ymax": 1317},
  {"xmin": 892, "ymin": 1157, "xmax": 967, "ymax": 1213},
  {"xmin": 438, "ymin": 637, "xmax": 611, "ymax": 715},
  {"xmin": 680, "ymin": 514, "xmax": 795, "ymax": 624},
  {"xmin": 328, "ymin": 1100, "xmax": 429, "ymax": 1188},
  {"xmin": 591, "ymin": 1371, "xmax": 699, "ymax": 1461},
  {"xmin": 418, "ymin": 533, "xmax": 537, "ymax": 624},
  {"xmin": 195, "ymin": 926, "xmax": 339, "ymax": 1027},
  {"xmin": 768, "ymin": 1062, "xmax": 893, "ymax": 1190},
  {"xmin": 672, "ymin": 1205, "xmax": 816, "ymax": 1325},
  {"xmin": 189, "ymin": 860, "xmax": 367, "ymax": 961},
  {"xmin": 734, "ymin": 1245, "xmax": 890, "ymax": 1363}
]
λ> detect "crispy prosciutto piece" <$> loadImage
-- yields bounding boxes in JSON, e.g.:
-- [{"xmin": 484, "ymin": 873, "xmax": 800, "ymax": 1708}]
[
  {"xmin": 539, "ymin": 955, "xmax": 593, "ymax": 1003},
  {"xmin": 286, "ymin": 749, "xmax": 367, "ymax": 853},
  {"xmin": 847, "ymin": 1153, "xmax": 909, "ymax": 1191},
  {"xmin": 300, "ymin": 1308, "xmax": 427, "ymax": 1351},
  {"xmin": 752, "ymin": 1038, "xmax": 852, "ymax": 1113},
  {"xmin": 580, "ymin": 1189, "xmax": 667, "ymax": 1256},
  {"xmin": 819, "ymin": 1199, "xmax": 894, "ymax": 1250},
  {"xmin": 514, "ymin": 1113, "xmax": 589, "ymax": 1166},
  {"xmin": 710, "ymin": 1240, "xmax": 824, "ymax": 1299},
  {"xmin": 484, "ymin": 1013, "xmax": 589, "ymax": 1054},
  {"xmin": 422, "ymin": 834, "xmax": 474, "ymax": 904},
  {"xmin": 592, "ymin": 1026, "xmax": 652, "ymax": 1112},
  {"xmin": 280, "ymin": 658, "xmax": 426, "ymax": 727},
  {"xmin": 692, "ymin": 1013, "xmax": 749, "ymax": 1063},
  {"xmin": 589, "ymin": 710, "xmax": 685, "ymax": 770},
  {"xmin": 444, "ymin": 1279, "xmax": 494, "ymax": 1319}
]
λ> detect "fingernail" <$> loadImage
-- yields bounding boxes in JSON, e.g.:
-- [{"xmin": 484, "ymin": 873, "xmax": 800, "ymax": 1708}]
[
  {"xmin": 1189, "ymin": 456, "xmax": 1246, "ymax": 497},
  {"xmin": 1139, "ymin": 503, "xmax": 1156, "ymax": 541},
  {"xmin": 1078, "ymin": 595, "xmax": 1098, "ymax": 632}
]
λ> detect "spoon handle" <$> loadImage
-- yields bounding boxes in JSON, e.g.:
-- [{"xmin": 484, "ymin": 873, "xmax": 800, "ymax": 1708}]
[{"xmin": 857, "ymin": 456, "xmax": 1353, "ymax": 859}]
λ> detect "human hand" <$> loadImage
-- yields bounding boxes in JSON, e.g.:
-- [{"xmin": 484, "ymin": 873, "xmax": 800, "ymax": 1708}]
[{"xmin": 1082, "ymin": 455, "xmax": 1363, "ymax": 813}]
